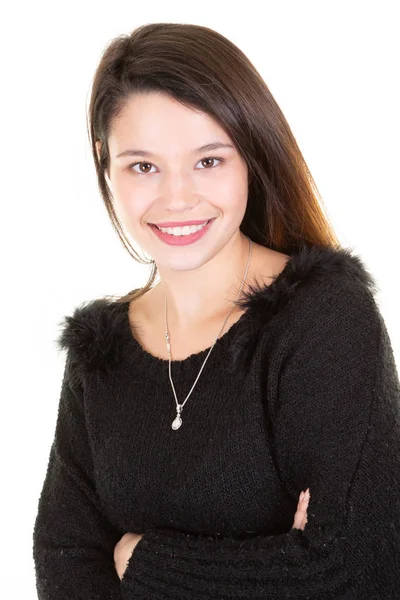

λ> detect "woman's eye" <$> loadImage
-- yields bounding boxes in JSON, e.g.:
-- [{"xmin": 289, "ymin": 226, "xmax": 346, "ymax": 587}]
[
  {"xmin": 129, "ymin": 162, "xmax": 156, "ymax": 174},
  {"xmin": 197, "ymin": 157, "xmax": 222, "ymax": 169}
]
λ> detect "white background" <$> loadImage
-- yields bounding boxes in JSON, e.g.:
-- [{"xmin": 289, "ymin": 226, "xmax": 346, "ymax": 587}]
[{"xmin": 1, "ymin": 1, "xmax": 399, "ymax": 596}]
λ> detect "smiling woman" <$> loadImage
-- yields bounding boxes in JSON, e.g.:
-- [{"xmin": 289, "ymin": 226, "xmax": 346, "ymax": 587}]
[
  {"xmin": 95, "ymin": 91, "xmax": 250, "ymax": 266},
  {"xmin": 86, "ymin": 22, "xmax": 342, "ymax": 309},
  {"xmin": 32, "ymin": 21, "xmax": 400, "ymax": 600}
]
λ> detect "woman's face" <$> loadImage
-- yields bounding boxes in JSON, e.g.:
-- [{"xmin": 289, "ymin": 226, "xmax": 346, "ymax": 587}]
[{"xmin": 99, "ymin": 91, "xmax": 249, "ymax": 273}]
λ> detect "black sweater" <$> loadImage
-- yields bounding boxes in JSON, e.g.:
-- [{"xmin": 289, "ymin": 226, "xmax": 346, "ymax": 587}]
[{"xmin": 32, "ymin": 244, "xmax": 400, "ymax": 599}]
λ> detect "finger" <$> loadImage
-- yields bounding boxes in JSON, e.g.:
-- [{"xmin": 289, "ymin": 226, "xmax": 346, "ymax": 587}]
[
  {"xmin": 299, "ymin": 488, "xmax": 310, "ymax": 506},
  {"xmin": 293, "ymin": 489, "xmax": 310, "ymax": 530}
]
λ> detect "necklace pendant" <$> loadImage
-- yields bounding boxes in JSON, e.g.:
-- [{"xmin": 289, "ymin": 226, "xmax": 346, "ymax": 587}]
[
  {"xmin": 172, "ymin": 404, "xmax": 182, "ymax": 430},
  {"xmin": 172, "ymin": 415, "xmax": 182, "ymax": 430}
]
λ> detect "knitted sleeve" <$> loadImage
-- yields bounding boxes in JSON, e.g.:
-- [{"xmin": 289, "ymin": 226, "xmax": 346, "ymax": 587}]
[
  {"xmin": 32, "ymin": 355, "xmax": 123, "ymax": 599},
  {"xmin": 119, "ymin": 281, "xmax": 400, "ymax": 600}
]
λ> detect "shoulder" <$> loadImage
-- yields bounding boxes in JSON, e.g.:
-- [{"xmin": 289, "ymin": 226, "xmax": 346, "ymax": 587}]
[
  {"xmin": 242, "ymin": 242, "xmax": 380, "ymax": 319},
  {"xmin": 231, "ymin": 243, "xmax": 383, "ymax": 370},
  {"xmin": 56, "ymin": 295, "xmax": 129, "ymax": 382},
  {"xmin": 287, "ymin": 244, "xmax": 382, "ymax": 326}
]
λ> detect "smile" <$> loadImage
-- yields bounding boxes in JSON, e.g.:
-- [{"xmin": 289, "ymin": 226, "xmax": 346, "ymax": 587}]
[{"xmin": 148, "ymin": 218, "xmax": 216, "ymax": 246}]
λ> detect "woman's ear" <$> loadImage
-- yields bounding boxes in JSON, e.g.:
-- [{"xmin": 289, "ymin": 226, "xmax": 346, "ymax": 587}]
[
  {"xmin": 96, "ymin": 140, "xmax": 112, "ymax": 190},
  {"xmin": 95, "ymin": 140, "xmax": 102, "ymax": 162}
]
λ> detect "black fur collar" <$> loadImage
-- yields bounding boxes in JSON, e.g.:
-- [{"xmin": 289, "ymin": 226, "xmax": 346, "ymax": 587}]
[{"xmin": 56, "ymin": 243, "xmax": 378, "ymax": 383}]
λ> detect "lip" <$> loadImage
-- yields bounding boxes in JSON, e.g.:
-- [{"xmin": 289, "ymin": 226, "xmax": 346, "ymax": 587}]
[
  {"xmin": 151, "ymin": 219, "xmax": 212, "ymax": 227},
  {"xmin": 148, "ymin": 218, "xmax": 216, "ymax": 246}
]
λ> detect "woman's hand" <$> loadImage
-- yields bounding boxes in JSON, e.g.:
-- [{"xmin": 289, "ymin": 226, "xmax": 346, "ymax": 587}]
[
  {"xmin": 114, "ymin": 532, "xmax": 143, "ymax": 580},
  {"xmin": 292, "ymin": 488, "xmax": 310, "ymax": 530}
]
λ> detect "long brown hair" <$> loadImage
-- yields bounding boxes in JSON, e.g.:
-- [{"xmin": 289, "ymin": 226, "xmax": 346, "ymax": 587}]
[{"xmin": 87, "ymin": 22, "xmax": 341, "ymax": 304}]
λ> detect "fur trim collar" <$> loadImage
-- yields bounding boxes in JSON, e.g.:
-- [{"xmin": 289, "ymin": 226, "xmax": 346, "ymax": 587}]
[
  {"xmin": 56, "ymin": 243, "xmax": 379, "ymax": 383},
  {"xmin": 229, "ymin": 243, "xmax": 378, "ymax": 372}
]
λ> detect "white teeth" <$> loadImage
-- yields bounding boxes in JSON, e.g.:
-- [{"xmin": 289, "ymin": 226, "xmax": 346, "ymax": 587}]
[{"xmin": 157, "ymin": 221, "xmax": 209, "ymax": 236}]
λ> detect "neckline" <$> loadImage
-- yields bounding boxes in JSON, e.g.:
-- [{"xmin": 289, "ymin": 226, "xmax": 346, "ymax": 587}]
[
  {"xmin": 121, "ymin": 295, "xmax": 250, "ymax": 366},
  {"xmin": 120, "ymin": 252, "xmax": 295, "ymax": 367}
]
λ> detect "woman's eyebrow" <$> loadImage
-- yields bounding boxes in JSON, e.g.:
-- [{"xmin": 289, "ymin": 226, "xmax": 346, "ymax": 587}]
[{"xmin": 116, "ymin": 142, "xmax": 234, "ymax": 159}]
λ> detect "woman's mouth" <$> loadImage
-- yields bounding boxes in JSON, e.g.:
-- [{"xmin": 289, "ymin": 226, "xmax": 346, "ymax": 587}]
[{"xmin": 148, "ymin": 218, "xmax": 216, "ymax": 246}]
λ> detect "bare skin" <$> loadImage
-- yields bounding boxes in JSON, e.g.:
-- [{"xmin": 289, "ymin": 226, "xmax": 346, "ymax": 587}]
[
  {"xmin": 127, "ymin": 243, "xmax": 290, "ymax": 361},
  {"xmin": 97, "ymin": 92, "xmax": 290, "ymax": 345},
  {"xmin": 114, "ymin": 489, "xmax": 310, "ymax": 580}
]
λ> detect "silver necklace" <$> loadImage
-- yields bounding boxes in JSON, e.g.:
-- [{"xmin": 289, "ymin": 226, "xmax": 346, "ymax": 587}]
[{"xmin": 164, "ymin": 235, "xmax": 253, "ymax": 430}]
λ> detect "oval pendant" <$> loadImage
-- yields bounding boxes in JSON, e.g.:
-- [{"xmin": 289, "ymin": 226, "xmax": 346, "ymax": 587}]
[{"xmin": 172, "ymin": 416, "xmax": 182, "ymax": 430}]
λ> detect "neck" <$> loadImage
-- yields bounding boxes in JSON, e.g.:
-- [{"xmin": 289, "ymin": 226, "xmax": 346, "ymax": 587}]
[{"xmin": 154, "ymin": 231, "xmax": 251, "ymax": 331}]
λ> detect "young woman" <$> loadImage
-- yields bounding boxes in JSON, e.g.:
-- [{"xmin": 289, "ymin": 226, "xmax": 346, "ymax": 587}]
[{"xmin": 33, "ymin": 23, "xmax": 400, "ymax": 599}]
